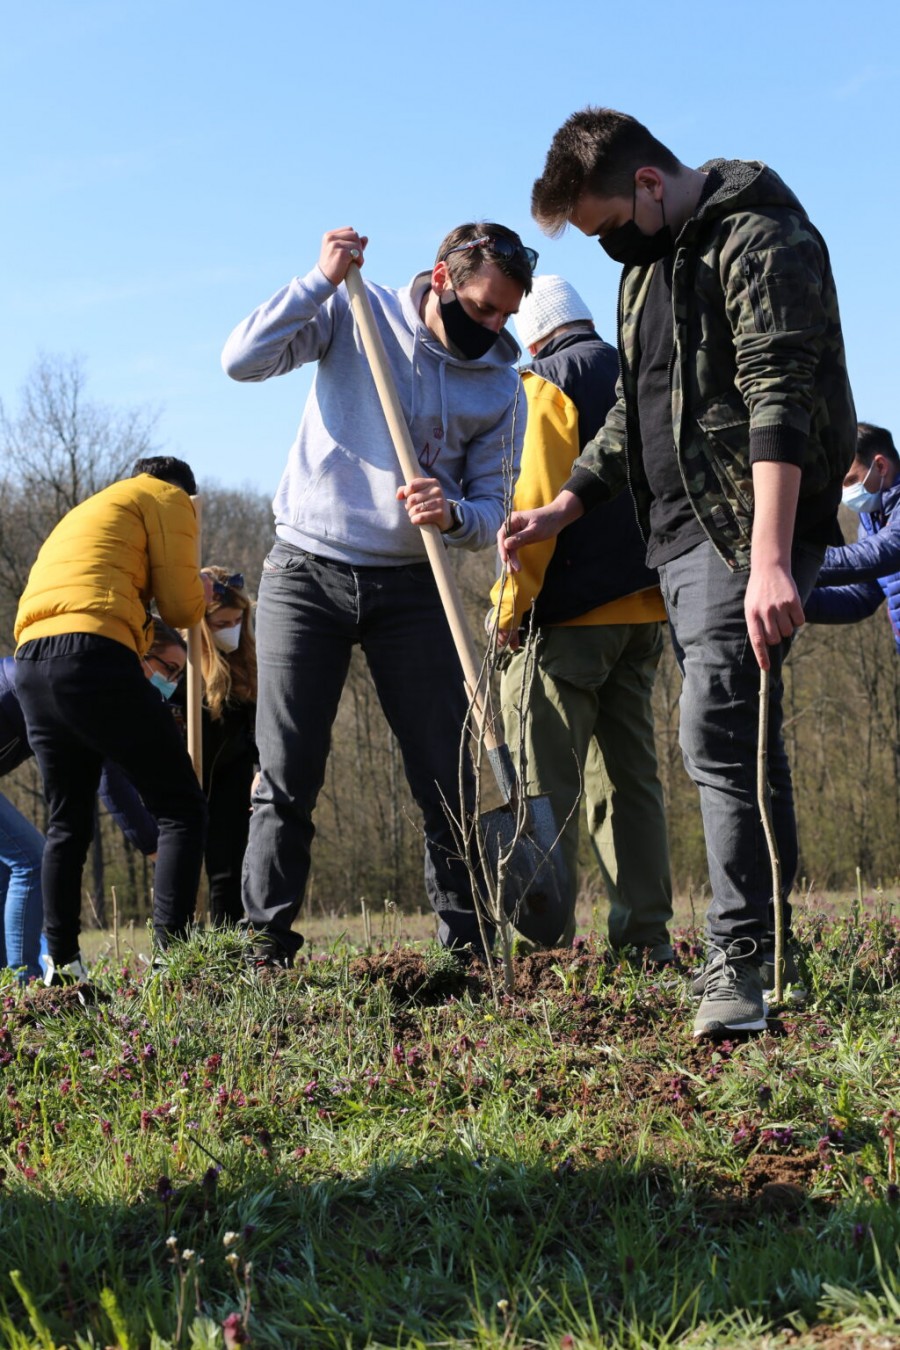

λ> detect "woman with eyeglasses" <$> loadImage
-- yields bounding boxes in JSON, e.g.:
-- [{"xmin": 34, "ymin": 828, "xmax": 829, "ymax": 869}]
[
  {"xmin": 98, "ymin": 620, "xmax": 190, "ymax": 860},
  {"xmin": 104, "ymin": 575, "xmax": 258, "ymax": 928}
]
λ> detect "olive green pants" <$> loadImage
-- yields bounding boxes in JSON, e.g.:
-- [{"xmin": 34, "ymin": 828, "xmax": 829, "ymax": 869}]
[{"xmin": 500, "ymin": 623, "xmax": 673, "ymax": 956}]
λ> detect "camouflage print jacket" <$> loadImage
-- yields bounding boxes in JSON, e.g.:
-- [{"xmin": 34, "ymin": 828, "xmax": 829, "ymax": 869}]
[{"xmin": 566, "ymin": 159, "xmax": 857, "ymax": 571}]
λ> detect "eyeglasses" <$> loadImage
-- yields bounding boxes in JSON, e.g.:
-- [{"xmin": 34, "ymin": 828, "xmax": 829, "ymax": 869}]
[
  {"xmin": 146, "ymin": 654, "xmax": 185, "ymax": 682},
  {"xmin": 444, "ymin": 235, "xmax": 539, "ymax": 273},
  {"xmin": 211, "ymin": 572, "xmax": 245, "ymax": 600}
]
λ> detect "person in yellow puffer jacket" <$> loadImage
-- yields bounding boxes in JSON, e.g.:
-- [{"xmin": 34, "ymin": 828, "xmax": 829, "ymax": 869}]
[
  {"xmin": 14, "ymin": 456, "xmax": 210, "ymax": 985},
  {"xmin": 489, "ymin": 276, "xmax": 673, "ymax": 961}
]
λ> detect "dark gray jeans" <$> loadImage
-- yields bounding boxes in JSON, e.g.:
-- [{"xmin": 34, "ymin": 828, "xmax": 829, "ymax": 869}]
[
  {"xmin": 241, "ymin": 541, "xmax": 481, "ymax": 955},
  {"xmin": 658, "ymin": 538, "xmax": 824, "ymax": 949}
]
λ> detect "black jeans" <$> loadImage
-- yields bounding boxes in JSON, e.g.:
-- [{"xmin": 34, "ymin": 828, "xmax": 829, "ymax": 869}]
[
  {"xmin": 242, "ymin": 542, "xmax": 481, "ymax": 954},
  {"xmin": 16, "ymin": 634, "xmax": 208, "ymax": 960},
  {"xmin": 205, "ymin": 749, "xmax": 254, "ymax": 926}
]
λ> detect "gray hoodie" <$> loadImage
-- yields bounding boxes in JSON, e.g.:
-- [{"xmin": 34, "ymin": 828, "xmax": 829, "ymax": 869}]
[{"xmin": 222, "ymin": 266, "xmax": 525, "ymax": 565}]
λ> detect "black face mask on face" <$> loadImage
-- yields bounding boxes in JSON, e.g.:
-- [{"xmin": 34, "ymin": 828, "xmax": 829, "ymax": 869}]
[
  {"xmin": 599, "ymin": 187, "xmax": 674, "ymax": 267},
  {"xmin": 439, "ymin": 293, "xmax": 500, "ymax": 360}
]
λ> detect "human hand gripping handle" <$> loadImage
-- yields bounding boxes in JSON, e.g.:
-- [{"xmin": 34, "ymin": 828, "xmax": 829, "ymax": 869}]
[
  {"xmin": 342, "ymin": 262, "xmax": 497, "ymax": 749},
  {"xmin": 318, "ymin": 227, "xmax": 369, "ymax": 286},
  {"xmin": 396, "ymin": 477, "xmax": 452, "ymax": 532}
]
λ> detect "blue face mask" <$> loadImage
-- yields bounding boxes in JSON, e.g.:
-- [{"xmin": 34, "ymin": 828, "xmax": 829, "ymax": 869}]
[
  {"xmin": 148, "ymin": 670, "xmax": 178, "ymax": 701},
  {"xmin": 842, "ymin": 462, "xmax": 884, "ymax": 514}
]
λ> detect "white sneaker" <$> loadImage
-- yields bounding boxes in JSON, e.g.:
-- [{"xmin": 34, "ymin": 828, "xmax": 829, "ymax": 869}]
[{"xmin": 43, "ymin": 954, "xmax": 90, "ymax": 988}]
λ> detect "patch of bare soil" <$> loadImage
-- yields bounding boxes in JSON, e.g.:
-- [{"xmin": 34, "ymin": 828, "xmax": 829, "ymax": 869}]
[
  {"xmin": 743, "ymin": 1150, "xmax": 821, "ymax": 1197},
  {"xmin": 348, "ymin": 947, "xmax": 666, "ymax": 1007},
  {"xmin": 784, "ymin": 1330, "xmax": 900, "ymax": 1350}
]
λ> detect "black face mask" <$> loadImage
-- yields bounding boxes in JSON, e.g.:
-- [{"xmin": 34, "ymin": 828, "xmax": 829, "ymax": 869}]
[
  {"xmin": 439, "ymin": 294, "xmax": 499, "ymax": 360},
  {"xmin": 599, "ymin": 189, "xmax": 673, "ymax": 267}
]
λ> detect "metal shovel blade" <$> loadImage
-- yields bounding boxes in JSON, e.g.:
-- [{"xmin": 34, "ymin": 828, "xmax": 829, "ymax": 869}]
[{"xmin": 479, "ymin": 794, "xmax": 568, "ymax": 946}]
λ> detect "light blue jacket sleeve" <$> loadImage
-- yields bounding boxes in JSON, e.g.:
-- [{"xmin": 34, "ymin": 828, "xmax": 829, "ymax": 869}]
[{"xmin": 221, "ymin": 267, "xmax": 341, "ymax": 381}]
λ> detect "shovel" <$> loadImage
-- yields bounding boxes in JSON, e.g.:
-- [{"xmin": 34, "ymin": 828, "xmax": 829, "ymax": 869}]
[{"xmin": 344, "ymin": 261, "xmax": 568, "ymax": 945}]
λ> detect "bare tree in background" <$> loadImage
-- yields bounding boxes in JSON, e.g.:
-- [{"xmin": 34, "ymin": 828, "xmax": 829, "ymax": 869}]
[
  {"xmin": 0, "ymin": 354, "xmax": 160, "ymax": 925},
  {"xmin": 0, "ymin": 353, "xmax": 159, "ymax": 642},
  {"xmin": 196, "ymin": 482, "xmax": 273, "ymax": 594}
]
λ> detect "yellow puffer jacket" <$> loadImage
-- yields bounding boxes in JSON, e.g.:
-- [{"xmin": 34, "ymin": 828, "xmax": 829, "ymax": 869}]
[{"xmin": 15, "ymin": 474, "xmax": 205, "ymax": 657}]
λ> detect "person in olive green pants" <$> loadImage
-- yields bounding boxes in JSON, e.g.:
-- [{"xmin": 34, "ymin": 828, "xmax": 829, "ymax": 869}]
[{"xmin": 490, "ymin": 275, "xmax": 673, "ymax": 957}]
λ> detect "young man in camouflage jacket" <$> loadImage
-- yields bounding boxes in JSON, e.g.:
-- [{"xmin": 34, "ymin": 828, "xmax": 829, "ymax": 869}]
[{"xmin": 499, "ymin": 107, "xmax": 856, "ymax": 1038}]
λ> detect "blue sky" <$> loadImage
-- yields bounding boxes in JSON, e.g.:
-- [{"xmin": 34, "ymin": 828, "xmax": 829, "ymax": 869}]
[{"xmin": 2, "ymin": 0, "xmax": 898, "ymax": 498}]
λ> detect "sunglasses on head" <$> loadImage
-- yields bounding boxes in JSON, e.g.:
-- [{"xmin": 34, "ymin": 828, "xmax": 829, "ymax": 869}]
[
  {"xmin": 211, "ymin": 572, "xmax": 245, "ymax": 600},
  {"xmin": 444, "ymin": 234, "xmax": 539, "ymax": 273}
]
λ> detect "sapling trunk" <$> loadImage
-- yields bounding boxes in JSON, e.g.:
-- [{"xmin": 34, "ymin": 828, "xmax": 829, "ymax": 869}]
[{"xmin": 757, "ymin": 666, "xmax": 784, "ymax": 1005}]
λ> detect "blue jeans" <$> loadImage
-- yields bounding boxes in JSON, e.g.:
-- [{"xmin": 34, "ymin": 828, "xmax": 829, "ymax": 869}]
[
  {"xmin": 242, "ymin": 542, "xmax": 480, "ymax": 953},
  {"xmin": 658, "ymin": 538, "xmax": 824, "ymax": 949},
  {"xmin": 0, "ymin": 791, "xmax": 44, "ymax": 981}
]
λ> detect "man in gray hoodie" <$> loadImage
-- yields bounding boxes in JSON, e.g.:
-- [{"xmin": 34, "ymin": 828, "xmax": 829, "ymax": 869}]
[{"xmin": 222, "ymin": 223, "xmax": 535, "ymax": 967}]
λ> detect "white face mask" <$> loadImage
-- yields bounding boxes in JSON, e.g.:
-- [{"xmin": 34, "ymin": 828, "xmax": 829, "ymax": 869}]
[
  {"xmin": 842, "ymin": 461, "xmax": 884, "ymax": 515},
  {"xmin": 212, "ymin": 620, "xmax": 242, "ymax": 653}
]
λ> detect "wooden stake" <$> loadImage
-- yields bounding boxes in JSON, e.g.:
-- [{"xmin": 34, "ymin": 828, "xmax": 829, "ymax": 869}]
[
  {"xmin": 111, "ymin": 885, "xmax": 120, "ymax": 964},
  {"xmin": 757, "ymin": 667, "xmax": 784, "ymax": 1005},
  {"xmin": 187, "ymin": 494, "xmax": 204, "ymax": 784}
]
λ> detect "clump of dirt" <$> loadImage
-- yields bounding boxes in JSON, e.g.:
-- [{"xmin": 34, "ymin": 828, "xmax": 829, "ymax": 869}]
[
  {"xmin": 784, "ymin": 1329, "xmax": 900, "ymax": 1350},
  {"xmin": 348, "ymin": 946, "xmax": 644, "ymax": 1006},
  {"xmin": 13, "ymin": 983, "xmax": 109, "ymax": 1022},
  {"xmin": 348, "ymin": 951, "xmax": 472, "ymax": 1004},
  {"xmin": 742, "ymin": 1150, "xmax": 820, "ymax": 1196},
  {"xmin": 509, "ymin": 948, "xmax": 609, "ymax": 997}
]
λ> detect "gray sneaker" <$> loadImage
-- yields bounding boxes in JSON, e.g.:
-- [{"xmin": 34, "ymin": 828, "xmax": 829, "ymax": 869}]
[
  {"xmin": 691, "ymin": 941, "xmax": 802, "ymax": 1000},
  {"xmin": 692, "ymin": 941, "xmax": 767, "ymax": 1039}
]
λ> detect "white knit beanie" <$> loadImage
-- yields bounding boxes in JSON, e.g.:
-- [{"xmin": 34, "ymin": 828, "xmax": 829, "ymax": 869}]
[{"xmin": 514, "ymin": 274, "xmax": 593, "ymax": 350}]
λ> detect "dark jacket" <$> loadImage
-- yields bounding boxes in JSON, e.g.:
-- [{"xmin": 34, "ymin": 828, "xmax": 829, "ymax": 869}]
[
  {"xmin": 805, "ymin": 483, "xmax": 900, "ymax": 651},
  {"xmin": 527, "ymin": 331, "xmax": 659, "ymax": 624},
  {"xmin": 565, "ymin": 159, "xmax": 857, "ymax": 570},
  {"xmin": 0, "ymin": 658, "xmax": 32, "ymax": 778}
]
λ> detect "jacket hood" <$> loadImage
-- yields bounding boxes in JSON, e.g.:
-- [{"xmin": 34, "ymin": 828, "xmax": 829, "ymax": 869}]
[
  {"xmin": 688, "ymin": 159, "xmax": 807, "ymax": 231},
  {"xmin": 405, "ymin": 272, "xmax": 522, "ymax": 369},
  {"xmin": 529, "ymin": 327, "xmax": 605, "ymax": 366}
]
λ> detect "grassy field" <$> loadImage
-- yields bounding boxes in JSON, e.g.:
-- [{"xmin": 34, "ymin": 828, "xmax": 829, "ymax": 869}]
[{"xmin": 1, "ymin": 897, "xmax": 898, "ymax": 1349}]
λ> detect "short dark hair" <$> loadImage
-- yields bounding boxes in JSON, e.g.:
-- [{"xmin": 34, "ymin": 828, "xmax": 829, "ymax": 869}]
[
  {"xmin": 436, "ymin": 222, "xmax": 534, "ymax": 295},
  {"xmin": 856, "ymin": 422, "xmax": 899, "ymax": 468},
  {"xmin": 532, "ymin": 107, "xmax": 682, "ymax": 237},
  {"xmin": 133, "ymin": 456, "xmax": 197, "ymax": 496}
]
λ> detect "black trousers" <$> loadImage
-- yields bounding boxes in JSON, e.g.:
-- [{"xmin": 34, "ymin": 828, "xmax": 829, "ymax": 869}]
[
  {"xmin": 205, "ymin": 749, "xmax": 254, "ymax": 926},
  {"xmin": 16, "ymin": 634, "xmax": 207, "ymax": 960}
]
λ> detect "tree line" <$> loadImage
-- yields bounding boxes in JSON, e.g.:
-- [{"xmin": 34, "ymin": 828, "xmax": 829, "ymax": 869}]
[{"xmin": 0, "ymin": 356, "xmax": 896, "ymax": 932}]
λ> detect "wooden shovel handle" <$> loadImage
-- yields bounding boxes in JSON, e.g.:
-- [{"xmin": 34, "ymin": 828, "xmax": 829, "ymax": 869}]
[
  {"xmin": 187, "ymin": 494, "xmax": 204, "ymax": 783},
  {"xmin": 344, "ymin": 263, "xmax": 499, "ymax": 751}
]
